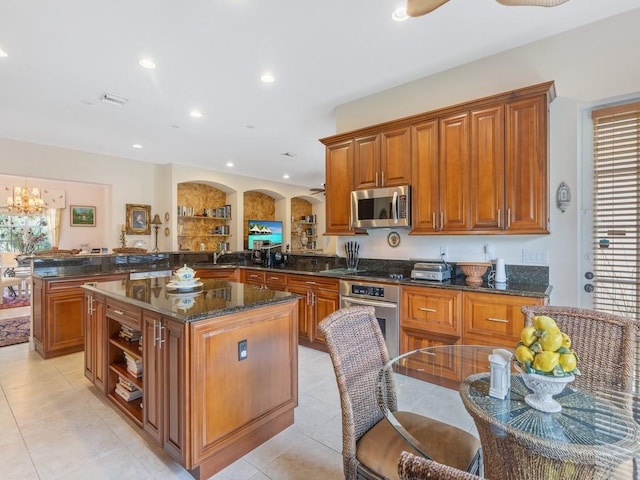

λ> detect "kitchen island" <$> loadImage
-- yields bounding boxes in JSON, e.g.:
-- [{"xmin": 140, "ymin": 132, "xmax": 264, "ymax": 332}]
[{"xmin": 82, "ymin": 277, "xmax": 300, "ymax": 480}]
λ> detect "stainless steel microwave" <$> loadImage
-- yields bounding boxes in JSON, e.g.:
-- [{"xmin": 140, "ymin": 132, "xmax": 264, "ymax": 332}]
[{"xmin": 351, "ymin": 185, "xmax": 411, "ymax": 229}]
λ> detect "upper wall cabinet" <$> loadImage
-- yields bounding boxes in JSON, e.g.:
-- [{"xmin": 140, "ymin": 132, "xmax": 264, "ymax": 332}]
[
  {"xmin": 353, "ymin": 127, "xmax": 411, "ymax": 190},
  {"xmin": 324, "ymin": 139, "xmax": 357, "ymax": 235},
  {"xmin": 322, "ymin": 81, "xmax": 555, "ymax": 236}
]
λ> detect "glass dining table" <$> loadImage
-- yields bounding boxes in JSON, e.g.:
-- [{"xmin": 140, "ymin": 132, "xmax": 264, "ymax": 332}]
[{"xmin": 377, "ymin": 345, "xmax": 639, "ymax": 480}]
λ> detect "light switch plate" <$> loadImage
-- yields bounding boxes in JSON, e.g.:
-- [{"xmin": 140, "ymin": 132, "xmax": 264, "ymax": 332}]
[{"xmin": 522, "ymin": 249, "xmax": 549, "ymax": 265}]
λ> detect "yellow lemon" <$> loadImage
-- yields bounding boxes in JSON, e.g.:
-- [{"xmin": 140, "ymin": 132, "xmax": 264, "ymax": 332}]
[
  {"xmin": 532, "ymin": 351, "xmax": 560, "ymax": 373},
  {"xmin": 533, "ymin": 315, "xmax": 559, "ymax": 332},
  {"xmin": 538, "ymin": 329, "xmax": 563, "ymax": 352},
  {"xmin": 520, "ymin": 326, "xmax": 538, "ymax": 347},
  {"xmin": 561, "ymin": 332, "xmax": 571, "ymax": 349},
  {"xmin": 515, "ymin": 345, "xmax": 535, "ymax": 364},
  {"xmin": 559, "ymin": 352, "xmax": 577, "ymax": 373}
]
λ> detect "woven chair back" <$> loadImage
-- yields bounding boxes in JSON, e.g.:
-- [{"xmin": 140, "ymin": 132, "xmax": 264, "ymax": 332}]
[
  {"xmin": 398, "ymin": 451, "xmax": 482, "ymax": 480},
  {"xmin": 521, "ymin": 305, "xmax": 636, "ymax": 395},
  {"xmin": 318, "ymin": 306, "xmax": 397, "ymax": 478}
]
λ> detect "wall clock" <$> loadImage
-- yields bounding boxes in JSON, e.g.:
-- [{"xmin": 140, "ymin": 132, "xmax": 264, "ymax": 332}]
[{"xmin": 387, "ymin": 231, "xmax": 400, "ymax": 248}]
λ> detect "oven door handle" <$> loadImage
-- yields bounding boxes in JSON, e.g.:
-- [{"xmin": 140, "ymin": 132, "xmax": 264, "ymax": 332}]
[{"xmin": 342, "ymin": 297, "xmax": 397, "ymax": 309}]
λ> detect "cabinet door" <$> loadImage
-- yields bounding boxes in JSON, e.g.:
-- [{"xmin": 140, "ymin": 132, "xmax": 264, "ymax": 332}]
[
  {"xmin": 325, "ymin": 139, "xmax": 356, "ymax": 235},
  {"xmin": 44, "ymin": 288, "xmax": 85, "ymax": 358},
  {"xmin": 354, "ymin": 134, "xmax": 380, "ymax": 190},
  {"xmin": 463, "ymin": 291, "xmax": 545, "ymax": 347},
  {"xmin": 380, "ymin": 126, "xmax": 411, "ymax": 187},
  {"xmin": 311, "ymin": 288, "xmax": 340, "ymax": 345},
  {"xmin": 439, "ymin": 112, "xmax": 471, "ymax": 231},
  {"xmin": 505, "ymin": 95, "xmax": 549, "ymax": 233},
  {"xmin": 143, "ymin": 311, "xmax": 163, "ymax": 444},
  {"xmin": 286, "ymin": 284, "xmax": 312, "ymax": 343},
  {"xmin": 84, "ymin": 293, "xmax": 107, "ymax": 391},
  {"xmin": 399, "ymin": 328, "xmax": 462, "ymax": 386},
  {"xmin": 470, "ymin": 105, "xmax": 504, "ymax": 231},
  {"xmin": 410, "ymin": 119, "xmax": 440, "ymax": 233}
]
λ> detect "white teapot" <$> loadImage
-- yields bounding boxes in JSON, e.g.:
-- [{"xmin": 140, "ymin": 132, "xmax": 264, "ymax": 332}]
[{"xmin": 174, "ymin": 264, "xmax": 196, "ymax": 282}]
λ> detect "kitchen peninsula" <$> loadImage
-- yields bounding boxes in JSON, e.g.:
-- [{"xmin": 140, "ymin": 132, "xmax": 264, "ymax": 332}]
[{"xmin": 82, "ymin": 277, "xmax": 300, "ymax": 480}]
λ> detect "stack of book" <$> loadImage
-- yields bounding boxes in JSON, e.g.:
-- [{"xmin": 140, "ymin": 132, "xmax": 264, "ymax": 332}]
[
  {"xmin": 114, "ymin": 375, "xmax": 142, "ymax": 402},
  {"xmin": 119, "ymin": 325, "xmax": 141, "ymax": 343},
  {"xmin": 123, "ymin": 352, "xmax": 142, "ymax": 378}
]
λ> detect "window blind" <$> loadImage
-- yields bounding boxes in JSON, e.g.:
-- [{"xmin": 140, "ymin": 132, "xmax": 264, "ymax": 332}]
[{"xmin": 591, "ymin": 102, "xmax": 640, "ymax": 318}]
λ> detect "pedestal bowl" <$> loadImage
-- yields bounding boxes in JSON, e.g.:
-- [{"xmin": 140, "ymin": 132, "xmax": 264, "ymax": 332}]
[{"xmin": 520, "ymin": 372, "xmax": 575, "ymax": 413}]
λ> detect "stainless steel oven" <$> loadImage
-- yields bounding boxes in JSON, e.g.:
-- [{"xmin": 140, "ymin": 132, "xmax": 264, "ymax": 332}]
[{"xmin": 339, "ymin": 279, "xmax": 399, "ymax": 359}]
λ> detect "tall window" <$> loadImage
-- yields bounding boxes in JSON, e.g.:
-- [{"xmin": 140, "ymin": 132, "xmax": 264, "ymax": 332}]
[{"xmin": 591, "ymin": 102, "xmax": 640, "ymax": 317}]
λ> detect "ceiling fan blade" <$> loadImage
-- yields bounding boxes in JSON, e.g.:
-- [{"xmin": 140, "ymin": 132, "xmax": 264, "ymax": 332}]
[
  {"xmin": 496, "ymin": 0, "xmax": 570, "ymax": 6},
  {"xmin": 406, "ymin": 0, "xmax": 450, "ymax": 17}
]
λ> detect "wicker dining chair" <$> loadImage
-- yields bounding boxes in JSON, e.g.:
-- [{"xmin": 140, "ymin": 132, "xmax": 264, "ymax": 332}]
[
  {"xmin": 318, "ymin": 306, "xmax": 481, "ymax": 480},
  {"xmin": 398, "ymin": 451, "xmax": 483, "ymax": 480},
  {"xmin": 521, "ymin": 305, "xmax": 636, "ymax": 395}
]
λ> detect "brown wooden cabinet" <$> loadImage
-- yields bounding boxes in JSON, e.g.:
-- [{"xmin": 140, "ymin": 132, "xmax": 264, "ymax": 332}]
[
  {"xmin": 142, "ymin": 310, "xmax": 186, "ymax": 463},
  {"xmin": 287, "ymin": 274, "xmax": 339, "ymax": 350},
  {"xmin": 241, "ymin": 268, "xmax": 266, "ymax": 286},
  {"xmin": 504, "ymin": 94, "xmax": 549, "ymax": 233},
  {"xmin": 462, "ymin": 291, "xmax": 545, "ymax": 347},
  {"xmin": 84, "ymin": 291, "xmax": 107, "ymax": 393},
  {"xmin": 323, "ymin": 138, "xmax": 358, "ymax": 235},
  {"xmin": 33, "ymin": 273, "xmax": 127, "ymax": 359},
  {"xmin": 323, "ymin": 81, "xmax": 555, "ymax": 236},
  {"xmin": 401, "ymin": 286, "xmax": 462, "ymax": 350},
  {"xmin": 354, "ymin": 127, "xmax": 411, "ymax": 190}
]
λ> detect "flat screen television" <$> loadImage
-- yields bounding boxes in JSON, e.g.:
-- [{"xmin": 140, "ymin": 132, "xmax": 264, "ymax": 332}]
[{"xmin": 247, "ymin": 220, "xmax": 283, "ymax": 249}]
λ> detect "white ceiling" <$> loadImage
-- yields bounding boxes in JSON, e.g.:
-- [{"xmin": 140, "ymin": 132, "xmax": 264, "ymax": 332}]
[{"xmin": 1, "ymin": 0, "xmax": 639, "ymax": 190}]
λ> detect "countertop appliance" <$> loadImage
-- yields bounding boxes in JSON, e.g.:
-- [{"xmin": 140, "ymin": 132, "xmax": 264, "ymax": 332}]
[
  {"xmin": 351, "ymin": 185, "xmax": 410, "ymax": 229},
  {"xmin": 340, "ymin": 279, "xmax": 399, "ymax": 358},
  {"xmin": 410, "ymin": 262, "xmax": 452, "ymax": 282}
]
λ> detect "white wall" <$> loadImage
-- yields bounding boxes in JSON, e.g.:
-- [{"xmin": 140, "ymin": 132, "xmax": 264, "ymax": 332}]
[
  {"xmin": 0, "ymin": 138, "xmax": 326, "ymax": 253},
  {"xmin": 332, "ymin": 9, "xmax": 640, "ymax": 307}
]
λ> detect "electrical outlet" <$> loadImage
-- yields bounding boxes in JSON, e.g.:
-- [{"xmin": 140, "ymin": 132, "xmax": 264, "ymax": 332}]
[
  {"xmin": 238, "ymin": 339, "xmax": 248, "ymax": 361},
  {"xmin": 483, "ymin": 244, "xmax": 495, "ymax": 261},
  {"xmin": 439, "ymin": 246, "xmax": 448, "ymax": 261}
]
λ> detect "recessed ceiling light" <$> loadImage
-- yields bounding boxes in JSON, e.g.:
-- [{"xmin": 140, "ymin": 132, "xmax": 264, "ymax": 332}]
[
  {"xmin": 132, "ymin": 144, "xmax": 143, "ymax": 149},
  {"xmin": 392, "ymin": 7, "xmax": 409, "ymax": 21},
  {"xmin": 138, "ymin": 58, "xmax": 156, "ymax": 69},
  {"xmin": 283, "ymin": 174, "xmax": 290, "ymax": 179},
  {"xmin": 190, "ymin": 110, "xmax": 203, "ymax": 118},
  {"xmin": 0, "ymin": 49, "xmax": 8, "ymax": 58},
  {"xmin": 261, "ymin": 72, "xmax": 275, "ymax": 83},
  {"xmin": 226, "ymin": 161, "xmax": 234, "ymax": 168}
]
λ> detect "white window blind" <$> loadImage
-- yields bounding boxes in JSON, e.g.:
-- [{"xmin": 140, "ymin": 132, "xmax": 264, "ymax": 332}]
[{"xmin": 591, "ymin": 102, "xmax": 640, "ymax": 318}]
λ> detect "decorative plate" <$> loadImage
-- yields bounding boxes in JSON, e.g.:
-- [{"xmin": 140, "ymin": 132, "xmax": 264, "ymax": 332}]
[
  {"xmin": 164, "ymin": 227, "xmax": 170, "ymax": 236},
  {"xmin": 166, "ymin": 280, "xmax": 203, "ymax": 292},
  {"xmin": 387, "ymin": 231, "xmax": 400, "ymax": 248},
  {"xmin": 164, "ymin": 211, "xmax": 170, "ymax": 221}
]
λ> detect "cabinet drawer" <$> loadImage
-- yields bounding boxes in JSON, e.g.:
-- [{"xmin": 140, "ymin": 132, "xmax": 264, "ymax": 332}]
[
  {"xmin": 264, "ymin": 272, "xmax": 287, "ymax": 288},
  {"xmin": 106, "ymin": 299, "xmax": 142, "ymax": 330},
  {"xmin": 401, "ymin": 286, "xmax": 462, "ymax": 337},
  {"xmin": 462, "ymin": 292, "xmax": 545, "ymax": 345},
  {"xmin": 287, "ymin": 274, "xmax": 339, "ymax": 292},
  {"xmin": 242, "ymin": 269, "xmax": 266, "ymax": 285}
]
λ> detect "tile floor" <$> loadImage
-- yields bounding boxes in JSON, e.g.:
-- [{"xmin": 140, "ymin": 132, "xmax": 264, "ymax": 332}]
[{"xmin": 0, "ymin": 306, "xmax": 477, "ymax": 480}]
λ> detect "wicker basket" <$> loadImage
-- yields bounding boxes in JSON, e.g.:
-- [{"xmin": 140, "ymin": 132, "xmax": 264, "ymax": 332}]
[{"xmin": 458, "ymin": 262, "xmax": 491, "ymax": 285}]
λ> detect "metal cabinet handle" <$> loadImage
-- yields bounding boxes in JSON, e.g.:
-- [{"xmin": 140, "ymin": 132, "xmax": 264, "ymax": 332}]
[
  {"xmin": 487, "ymin": 317, "xmax": 509, "ymax": 323},
  {"xmin": 439, "ymin": 212, "xmax": 444, "ymax": 231},
  {"xmin": 432, "ymin": 212, "xmax": 436, "ymax": 230},
  {"xmin": 375, "ymin": 172, "xmax": 379, "ymax": 187},
  {"xmin": 507, "ymin": 208, "xmax": 511, "ymax": 229},
  {"xmin": 157, "ymin": 321, "xmax": 165, "ymax": 348},
  {"xmin": 419, "ymin": 307, "xmax": 437, "ymax": 313},
  {"xmin": 306, "ymin": 291, "xmax": 311, "ymax": 305},
  {"xmin": 112, "ymin": 309, "xmax": 124, "ymax": 316},
  {"xmin": 311, "ymin": 292, "xmax": 316, "ymax": 306},
  {"xmin": 497, "ymin": 209, "xmax": 501, "ymax": 228},
  {"xmin": 381, "ymin": 171, "xmax": 385, "ymax": 186}
]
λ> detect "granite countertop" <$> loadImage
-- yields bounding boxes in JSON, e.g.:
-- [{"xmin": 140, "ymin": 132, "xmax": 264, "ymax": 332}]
[{"xmin": 83, "ymin": 278, "xmax": 300, "ymax": 323}]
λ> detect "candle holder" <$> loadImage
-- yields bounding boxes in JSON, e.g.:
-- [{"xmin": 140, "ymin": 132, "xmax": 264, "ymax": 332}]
[{"xmin": 119, "ymin": 230, "xmax": 127, "ymax": 248}]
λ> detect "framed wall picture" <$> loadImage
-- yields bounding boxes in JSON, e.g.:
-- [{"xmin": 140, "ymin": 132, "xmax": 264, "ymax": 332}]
[
  {"xmin": 126, "ymin": 204, "xmax": 151, "ymax": 234},
  {"xmin": 70, "ymin": 205, "xmax": 96, "ymax": 227}
]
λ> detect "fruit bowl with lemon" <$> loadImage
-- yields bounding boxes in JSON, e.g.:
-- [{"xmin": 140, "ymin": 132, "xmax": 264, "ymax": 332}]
[{"xmin": 514, "ymin": 315, "xmax": 580, "ymax": 413}]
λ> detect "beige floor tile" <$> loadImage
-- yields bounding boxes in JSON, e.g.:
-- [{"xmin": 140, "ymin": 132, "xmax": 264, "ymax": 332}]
[{"xmin": 260, "ymin": 436, "xmax": 343, "ymax": 480}]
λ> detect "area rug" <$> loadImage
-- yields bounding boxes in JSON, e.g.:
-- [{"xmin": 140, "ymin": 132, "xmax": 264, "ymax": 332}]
[
  {"xmin": 0, "ymin": 295, "xmax": 30, "ymax": 310},
  {"xmin": 0, "ymin": 316, "xmax": 30, "ymax": 347}
]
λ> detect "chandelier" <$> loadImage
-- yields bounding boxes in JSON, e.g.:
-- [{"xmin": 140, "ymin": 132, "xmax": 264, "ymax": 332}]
[{"xmin": 6, "ymin": 181, "xmax": 44, "ymax": 215}]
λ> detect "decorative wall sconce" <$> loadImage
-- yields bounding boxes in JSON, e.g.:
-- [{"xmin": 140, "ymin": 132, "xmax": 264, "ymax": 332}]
[{"xmin": 556, "ymin": 182, "xmax": 571, "ymax": 212}]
